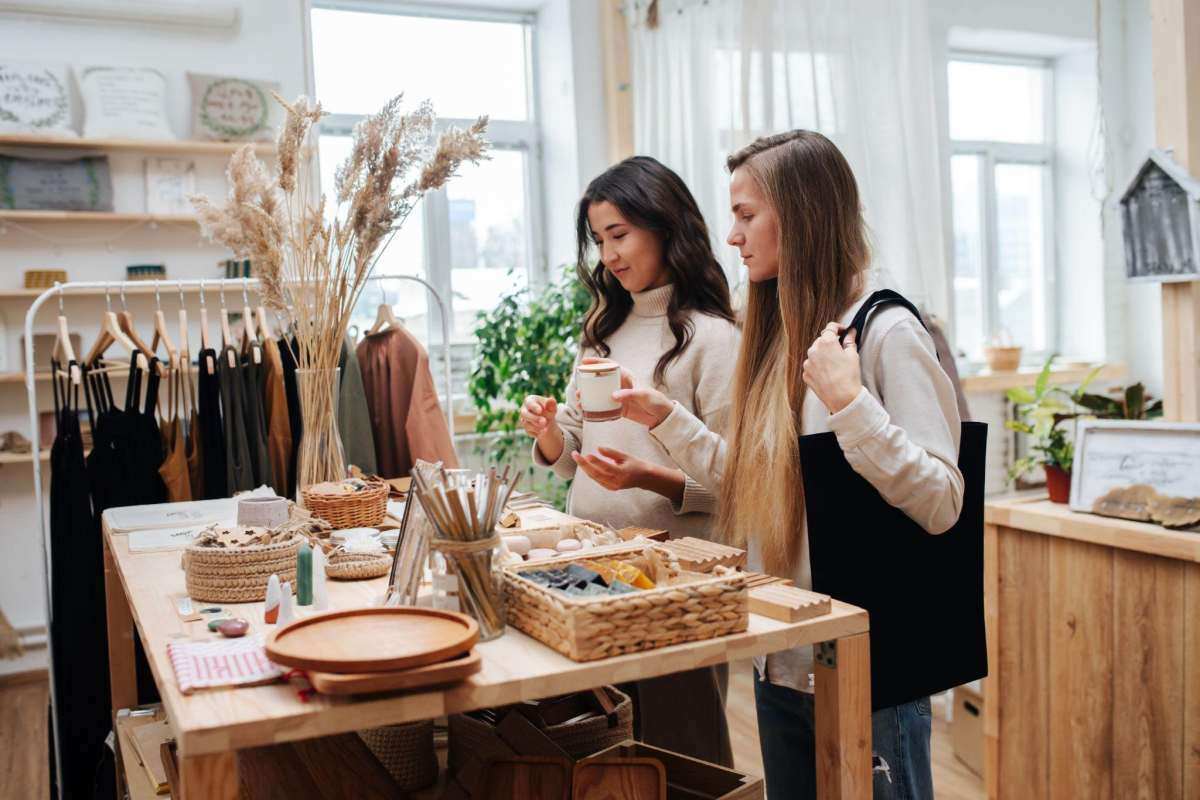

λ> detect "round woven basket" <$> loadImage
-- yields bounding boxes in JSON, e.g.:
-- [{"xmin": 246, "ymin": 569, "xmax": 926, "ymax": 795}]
[
  {"xmin": 326, "ymin": 551, "xmax": 391, "ymax": 580},
  {"xmin": 182, "ymin": 535, "xmax": 303, "ymax": 602},
  {"xmin": 358, "ymin": 721, "xmax": 437, "ymax": 792},
  {"xmin": 302, "ymin": 480, "xmax": 389, "ymax": 528},
  {"xmin": 448, "ymin": 685, "xmax": 632, "ymax": 770}
]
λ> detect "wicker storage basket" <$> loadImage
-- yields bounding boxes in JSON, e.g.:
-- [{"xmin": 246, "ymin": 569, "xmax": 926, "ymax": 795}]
[
  {"xmin": 358, "ymin": 721, "xmax": 438, "ymax": 792},
  {"xmin": 302, "ymin": 480, "xmax": 388, "ymax": 528},
  {"xmin": 325, "ymin": 551, "xmax": 391, "ymax": 580},
  {"xmin": 503, "ymin": 545, "xmax": 749, "ymax": 662},
  {"xmin": 448, "ymin": 686, "xmax": 633, "ymax": 769},
  {"xmin": 182, "ymin": 534, "xmax": 302, "ymax": 602}
]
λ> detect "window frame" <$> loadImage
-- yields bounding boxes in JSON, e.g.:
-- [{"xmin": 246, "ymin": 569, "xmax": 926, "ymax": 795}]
[
  {"xmin": 948, "ymin": 51, "xmax": 1057, "ymax": 363},
  {"xmin": 311, "ymin": 1, "xmax": 545, "ymax": 346}
]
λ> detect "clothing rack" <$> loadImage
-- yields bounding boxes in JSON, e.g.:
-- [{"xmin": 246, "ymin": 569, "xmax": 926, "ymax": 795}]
[
  {"xmin": 360, "ymin": 273, "xmax": 455, "ymax": 438},
  {"xmin": 22, "ymin": 275, "xmax": 454, "ymax": 794}
]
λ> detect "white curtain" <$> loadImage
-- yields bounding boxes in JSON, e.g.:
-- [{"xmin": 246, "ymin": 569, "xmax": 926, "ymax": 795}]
[{"xmin": 627, "ymin": 0, "xmax": 949, "ymax": 318}]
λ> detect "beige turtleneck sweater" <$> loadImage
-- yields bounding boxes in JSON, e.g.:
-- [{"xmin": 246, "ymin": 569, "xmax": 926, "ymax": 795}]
[{"xmin": 533, "ymin": 283, "xmax": 740, "ymax": 539}]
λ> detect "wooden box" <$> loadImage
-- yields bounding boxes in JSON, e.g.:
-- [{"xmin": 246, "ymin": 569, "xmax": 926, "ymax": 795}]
[
  {"xmin": 952, "ymin": 685, "xmax": 983, "ymax": 777},
  {"xmin": 589, "ymin": 740, "xmax": 763, "ymax": 799},
  {"xmin": 502, "ymin": 544, "xmax": 748, "ymax": 662}
]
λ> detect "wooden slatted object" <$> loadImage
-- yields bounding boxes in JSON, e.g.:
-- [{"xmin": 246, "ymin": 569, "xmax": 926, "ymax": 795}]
[
  {"xmin": 748, "ymin": 585, "xmax": 831, "ymax": 623},
  {"xmin": 658, "ymin": 537, "xmax": 747, "ymax": 572}
]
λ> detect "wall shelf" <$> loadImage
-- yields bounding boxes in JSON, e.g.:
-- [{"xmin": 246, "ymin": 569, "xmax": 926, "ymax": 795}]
[
  {"xmin": 0, "ymin": 451, "xmax": 48, "ymax": 464},
  {"xmin": 961, "ymin": 362, "xmax": 1127, "ymax": 394},
  {"xmin": 0, "ymin": 133, "xmax": 273, "ymax": 156},
  {"xmin": 0, "ymin": 210, "xmax": 198, "ymax": 225},
  {"xmin": 0, "ymin": 284, "xmax": 244, "ymax": 299}
]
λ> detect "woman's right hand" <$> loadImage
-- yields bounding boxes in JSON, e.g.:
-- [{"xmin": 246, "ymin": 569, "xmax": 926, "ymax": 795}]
[{"xmin": 521, "ymin": 395, "xmax": 565, "ymax": 462}]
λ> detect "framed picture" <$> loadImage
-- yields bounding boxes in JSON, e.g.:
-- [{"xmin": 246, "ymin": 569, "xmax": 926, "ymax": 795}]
[
  {"xmin": 1069, "ymin": 419, "xmax": 1200, "ymax": 512},
  {"xmin": 144, "ymin": 157, "xmax": 195, "ymax": 215},
  {"xmin": 1121, "ymin": 149, "xmax": 1200, "ymax": 283}
]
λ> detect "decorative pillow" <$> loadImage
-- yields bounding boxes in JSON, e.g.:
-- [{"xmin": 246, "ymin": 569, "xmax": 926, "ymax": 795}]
[
  {"xmin": 188, "ymin": 73, "xmax": 281, "ymax": 142},
  {"xmin": 0, "ymin": 154, "xmax": 114, "ymax": 211},
  {"xmin": 79, "ymin": 66, "xmax": 173, "ymax": 140},
  {"xmin": 0, "ymin": 63, "xmax": 76, "ymax": 136}
]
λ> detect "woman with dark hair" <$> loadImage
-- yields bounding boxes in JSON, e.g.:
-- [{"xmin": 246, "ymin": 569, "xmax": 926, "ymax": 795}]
[{"xmin": 520, "ymin": 155, "xmax": 740, "ymax": 766}]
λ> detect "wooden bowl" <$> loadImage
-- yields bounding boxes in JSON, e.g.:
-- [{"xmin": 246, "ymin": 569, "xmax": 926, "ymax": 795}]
[{"xmin": 984, "ymin": 346, "xmax": 1022, "ymax": 372}]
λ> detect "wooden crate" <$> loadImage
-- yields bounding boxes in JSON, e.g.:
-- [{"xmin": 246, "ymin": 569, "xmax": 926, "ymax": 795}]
[
  {"xmin": 503, "ymin": 544, "xmax": 748, "ymax": 662},
  {"xmin": 589, "ymin": 740, "xmax": 763, "ymax": 799}
]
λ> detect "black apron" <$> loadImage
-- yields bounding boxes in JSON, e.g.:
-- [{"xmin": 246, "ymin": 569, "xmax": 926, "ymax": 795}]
[{"xmin": 800, "ymin": 289, "xmax": 987, "ymax": 711}]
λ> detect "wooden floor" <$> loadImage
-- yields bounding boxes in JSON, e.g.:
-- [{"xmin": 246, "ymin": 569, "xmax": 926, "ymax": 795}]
[
  {"xmin": 0, "ymin": 671, "xmax": 49, "ymax": 800},
  {"xmin": 725, "ymin": 661, "xmax": 985, "ymax": 800},
  {"xmin": 1, "ymin": 665, "xmax": 983, "ymax": 800}
]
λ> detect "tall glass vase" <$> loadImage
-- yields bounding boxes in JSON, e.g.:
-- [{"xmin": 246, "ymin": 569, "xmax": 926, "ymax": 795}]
[{"xmin": 295, "ymin": 367, "xmax": 347, "ymax": 495}]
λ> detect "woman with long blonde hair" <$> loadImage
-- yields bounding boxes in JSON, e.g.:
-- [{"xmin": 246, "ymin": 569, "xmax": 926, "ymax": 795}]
[{"xmin": 604, "ymin": 131, "xmax": 976, "ymax": 799}]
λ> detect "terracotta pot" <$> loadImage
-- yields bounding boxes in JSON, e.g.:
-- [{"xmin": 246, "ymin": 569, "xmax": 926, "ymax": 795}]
[{"xmin": 1044, "ymin": 465, "xmax": 1071, "ymax": 504}]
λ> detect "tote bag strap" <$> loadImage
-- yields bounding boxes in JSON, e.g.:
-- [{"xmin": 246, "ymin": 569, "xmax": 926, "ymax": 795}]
[{"xmin": 838, "ymin": 289, "xmax": 927, "ymax": 348}]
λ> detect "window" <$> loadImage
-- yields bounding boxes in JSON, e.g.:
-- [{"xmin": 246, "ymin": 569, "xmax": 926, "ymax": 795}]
[
  {"xmin": 948, "ymin": 56, "xmax": 1054, "ymax": 361},
  {"xmin": 311, "ymin": 4, "xmax": 541, "ymax": 347}
]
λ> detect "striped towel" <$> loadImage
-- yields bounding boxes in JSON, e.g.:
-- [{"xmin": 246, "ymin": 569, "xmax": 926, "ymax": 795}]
[{"xmin": 167, "ymin": 634, "xmax": 284, "ymax": 694}]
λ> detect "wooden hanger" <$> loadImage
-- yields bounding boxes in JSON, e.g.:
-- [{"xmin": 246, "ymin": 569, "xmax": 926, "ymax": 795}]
[
  {"xmin": 241, "ymin": 279, "xmax": 261, "ymax": 364},
  {"xmin": 218, "ymin": 286, "xmax": 236, "ymax": 368},
  {"xmin": 149, "ymin": 282, "xmax": 178, "ymax": 371},
  {"xmin": 176, "ymin": 282, "xmax": 190, "ymax": 372},
  {"xmin": 51, "ymin": 287, "xmax": 81, "ymax": 385},
  {"xmin": 84, "ymin": 285, "xmax": 146, "ymax": 370},
  {"xmin": 256, "ymin": 303, "xmax": 275, "ymax": 340},
  {"xmin": 198, "ymin": 280, "xmax": 214, "ymax": 372},
  {"xmin": 368, "ymin": 282, "xmax": 400, "ymax": 335},
  {"xmin": 117, "ymin": 303, "xmax": 157, "ymax": 375}
]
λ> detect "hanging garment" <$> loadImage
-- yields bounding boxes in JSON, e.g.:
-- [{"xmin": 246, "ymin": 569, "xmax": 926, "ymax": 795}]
[
  {"xmin": 197, "ymin": 348, "xmax": 227, "ymax": 499},
  {"xmin": 86, "ymin": 355, "xmax": 166, "ymax": 512},
  {"xmin": 356, "ymin": 326, "xmax": 457, "ymax": 478},
  {"xmin": 184, "ymin": 362, "xmax": 205, "ymax": 500},
  {"xmin": 801, "ymin": 290, "xmax": 988, "ymax": 710},
  {"xmin": 278, "ymin": 336, "xmax": 302, "ymax": 497},
  {"xmin": 261, "ymin": 337, "xmax": 293, "ymax": 497},
  {"xmin": 48, "ymin": 359, "xmax": 114, "ymax": 800},
  {"xmin": 158, "ymin": 365, "xmax": 192, "ymax": 502},
  {"xmin": 241, "ymin": 341, "xmax": 274, "ymax": 489},
  {"xmin": 338, "ymin": 337, "xmax": 378, "ymax": 474},
  {"xmin": 218, "ymin": 345, "xmax": 255, "ymax": 493}
]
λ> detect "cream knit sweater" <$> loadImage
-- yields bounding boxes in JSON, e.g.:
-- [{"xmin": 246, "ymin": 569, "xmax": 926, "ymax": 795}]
[{"xmin": 533, "ymin": 283, "xmax": 740, "ymax": 539}]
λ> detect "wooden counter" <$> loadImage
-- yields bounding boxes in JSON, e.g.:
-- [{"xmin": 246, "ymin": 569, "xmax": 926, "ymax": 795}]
[
  {"xmin": 983, "ymin": 494, "xmax": 1200, "ymax": 800},
  {"xmin": 102, "ymin": 510, "xmax": 872, "ymax": 799}
]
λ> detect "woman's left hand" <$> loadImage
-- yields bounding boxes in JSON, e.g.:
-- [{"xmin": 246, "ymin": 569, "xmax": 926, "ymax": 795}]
[
  {"xmin": 802, "ymin": 322, "xmax": 862, "ymax": 414},
  {"xmin": 571, "ymin": 447, "xmax": 654, "ymax": 491}
]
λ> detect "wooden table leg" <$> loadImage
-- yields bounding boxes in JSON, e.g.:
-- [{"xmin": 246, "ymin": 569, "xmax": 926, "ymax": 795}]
[
  {"xmin": 178, "ymin": 752, "xmax": 239, "ymax": 800},
  {"xmin": 103, "ymin": 532, "xmax": 138, "ymax": 798},
  {"xmin": 814, "ymin": 632, "xmax": 872, "ymax": 800}
]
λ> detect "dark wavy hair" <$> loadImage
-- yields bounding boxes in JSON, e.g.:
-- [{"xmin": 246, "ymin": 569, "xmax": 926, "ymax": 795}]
[{"xmin": 575, "ymin": 156, "xmax": 735, "ymax": 386}]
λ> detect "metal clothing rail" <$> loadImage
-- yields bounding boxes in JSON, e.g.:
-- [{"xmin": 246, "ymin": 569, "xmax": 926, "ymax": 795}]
[{"xmin": 23, "ymin": 275, "xmax": 454, "ymax": 794}]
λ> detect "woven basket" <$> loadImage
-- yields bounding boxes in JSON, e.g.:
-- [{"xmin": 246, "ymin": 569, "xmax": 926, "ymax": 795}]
[
  {"xmin": 182, "ymin": 535, "xmax": 302, "ymax": 602},
  {"xmin": 448, "ymin": 686, "xmax": 633, "ymax": 770},
  {"xmin": 302, "ymin": 480, "xmax": 389, "ymax": 528},
  {"xmin": 358, "ymin": 721, "xmax": 438, "ymax": 792},
  {"xmin": 326, "ymin": 551, "xmax": 391, "ymax": 580},
  {"xmin": 24, "ymin": 270, "xmax": 67, "ymax": 289},
  {"xmin": 503, "ymin": 545, "xmax": 748, "ymax": 662}
]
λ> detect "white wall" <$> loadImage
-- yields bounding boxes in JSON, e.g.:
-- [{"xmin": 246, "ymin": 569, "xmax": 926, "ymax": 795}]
[{"xmin": 0, "ymin": 0, "xmax": 310, "ymax": 673}]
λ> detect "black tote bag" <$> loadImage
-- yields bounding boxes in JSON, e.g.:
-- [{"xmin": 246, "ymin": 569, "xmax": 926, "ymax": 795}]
[{"xmin": 800, "ymin": 289, "xmax": 987, "ymax": 710}]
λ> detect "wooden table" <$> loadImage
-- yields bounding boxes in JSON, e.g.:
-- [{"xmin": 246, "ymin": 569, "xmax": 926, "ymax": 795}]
[
  {"xmin": 984, "ymin": 495, "xmax": 1200, "ymax": 800},
  {"xmin": 102, "ymin": 511, "xmax": 872, "ymax": 800}
]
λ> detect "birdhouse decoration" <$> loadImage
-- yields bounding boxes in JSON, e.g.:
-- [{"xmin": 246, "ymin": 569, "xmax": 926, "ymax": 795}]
[{"xmin": 1121, "ymin": 148, "xmax": 1200, "ymax": 282}]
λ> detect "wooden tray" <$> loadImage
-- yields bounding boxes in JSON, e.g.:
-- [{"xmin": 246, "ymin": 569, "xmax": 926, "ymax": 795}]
[
  {"xmin": 574, "ymin": 757, "xmax": 666, "ymax": 800},
  {"xmin": 266, "ymin": 607, "xmax": 478, "ymax": 674},
  {"xmin": 481, "ymin": 756, "xmax": 571, "ymax": 800},
  {"xmin": 309, "ymin": 650, "xmax": 482, "ymax": 695}
]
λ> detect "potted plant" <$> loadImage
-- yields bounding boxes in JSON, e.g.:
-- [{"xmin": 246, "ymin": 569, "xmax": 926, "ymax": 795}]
[{"xmin": 1007, "ymin": 359, "xmax": 1162, "ymax": 502}]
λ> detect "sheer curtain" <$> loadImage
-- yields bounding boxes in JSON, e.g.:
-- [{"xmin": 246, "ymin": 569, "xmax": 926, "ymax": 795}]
[{"xmin": 627, "ymin": 0, "xmax": 949, "ymax": 318}]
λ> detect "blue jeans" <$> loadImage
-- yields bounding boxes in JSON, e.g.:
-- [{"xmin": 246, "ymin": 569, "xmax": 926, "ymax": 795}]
[{"xmin": 754, "ymin": 677, "xmax": 933, "ymax": 800}]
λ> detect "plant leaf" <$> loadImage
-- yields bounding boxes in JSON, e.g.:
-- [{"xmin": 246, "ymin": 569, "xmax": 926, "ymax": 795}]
[
  {"xmin": 1034, "ymin": 355, "xmax": 1055, "ymax": 399},
  {"xmin": 1007, "ymin": 387, "xmax": 1037, "ymax": 404}
]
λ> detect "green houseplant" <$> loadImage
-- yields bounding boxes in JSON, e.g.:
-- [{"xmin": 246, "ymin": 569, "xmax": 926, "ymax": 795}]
[
  {"xmin": 1007, "ymin": 358, "xmax": 1162, "ymax": 502},
  {"xmin": 468, "ymin": 265, "xmax": 591, "ymax": 509}
]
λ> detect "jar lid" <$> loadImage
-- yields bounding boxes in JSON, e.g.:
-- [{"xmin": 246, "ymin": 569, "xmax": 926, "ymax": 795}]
[{"xmin": 578, "ymin": 361, "xmax": 619, "ymax": 375}]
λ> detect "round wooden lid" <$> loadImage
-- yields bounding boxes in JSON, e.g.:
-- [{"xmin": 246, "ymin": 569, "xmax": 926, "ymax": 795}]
[{"xmin": 266, "ymin": 607, "xmax": 479, "ymax": 674}]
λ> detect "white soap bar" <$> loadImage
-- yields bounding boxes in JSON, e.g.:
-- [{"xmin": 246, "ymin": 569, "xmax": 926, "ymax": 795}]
[
  {"xmin": 555, "ymin": 538, "xmax": 581, "ymax": 552},
  {"xmin": 528, "ymin": 548, "xmax": 558, "ymax": 560},
  {"xmin": 503, "ymin": 535, "xmax": 532, "ymax": 556}
]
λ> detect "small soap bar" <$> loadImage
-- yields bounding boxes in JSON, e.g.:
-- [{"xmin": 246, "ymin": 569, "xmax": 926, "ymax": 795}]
[
  {"xmin": 218, "ymin": 619, "xmax": 249, "ymax": 638},
  {"xmin": 609, "ymin": 580, "xmax": 637, "ymax": 595},
  {"xmin": 206, "ymin": 617, "xmax": 232, "ymax": 632},
  {"xmin": 555, "ymin": 538, "xmax": 581, "ymax": 552},
  {"xmin": 565, "ymin": 564, "xmax": 602, "ymax": 585},
  {"xmin": 528, "ymin": 548, "xmax": 558, "ymax": 561},
  {"xmin": 503, "ymin": 535, "xmax": 532, "ymax": 556}
]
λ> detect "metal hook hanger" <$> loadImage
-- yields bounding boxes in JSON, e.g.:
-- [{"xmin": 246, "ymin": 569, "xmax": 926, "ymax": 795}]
[
  {"xmin": 155, "ymin": 280, "xmax": 162, "ymax": 310},
  {"xmin": 242, "ymin": 277, "xmax": 250, "ymax": 307},
  {"xmin": 119, "ymin": 282, "xmax": 127, "ymax": 311},
  {"xmin": 199, "ymin": 278, "xmax": 207, "ymax": 308},
  {"xmin": 105, "ymin": 282, "xmax": 113, "ymax": 312}
]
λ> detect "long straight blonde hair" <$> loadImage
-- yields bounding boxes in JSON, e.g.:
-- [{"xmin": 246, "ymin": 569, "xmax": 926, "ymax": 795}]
[{"xmin": 717, "ymin": 131, "xmax": 869, "ymax": 575}]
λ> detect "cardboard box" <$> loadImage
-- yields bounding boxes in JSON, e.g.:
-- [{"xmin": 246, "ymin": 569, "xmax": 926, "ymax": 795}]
[
  {"xmin": 590, "ymin": 740, "xmax": 763, "ymax": 800},
  {"xmin": 952, "ymin": 685, "xmax": 984, "ymax": 777}
]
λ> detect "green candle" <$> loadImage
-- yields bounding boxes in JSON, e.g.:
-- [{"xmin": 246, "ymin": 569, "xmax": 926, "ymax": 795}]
[{"xmin": 297, "ymin": 541, "xmax": 313, "ymax": 606}]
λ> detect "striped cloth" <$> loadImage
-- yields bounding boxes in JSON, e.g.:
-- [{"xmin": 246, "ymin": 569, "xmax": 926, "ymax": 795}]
[{"xmin": 167, "ymin": 634, "xmax": 284, "ymax": 694}]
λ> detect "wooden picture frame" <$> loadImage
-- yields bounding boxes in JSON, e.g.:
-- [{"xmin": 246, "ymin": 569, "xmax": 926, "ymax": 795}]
[{"xmin": 1069, "ymin": 419, "xmax": 1200, "ymax": 512}]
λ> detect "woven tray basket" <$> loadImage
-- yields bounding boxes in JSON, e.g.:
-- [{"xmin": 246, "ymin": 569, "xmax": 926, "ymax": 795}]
[
  {"xmin": 448, "ymin": 685, "xmax": 633, "ymax": 769},
  {"xmin": 503, "ymin": 544, "xmax": 748, "ymax": 662},
  {"xmin": 301, "ymin": 479, "xmax": 388, "ymax": 528},
  {"xmin": 182, "ymin": 535, "xmax": 302, "ymax": 602},
  {"xmin": 325, "ymin": 551, "xmax": 391, "ymax": 580},
  {"xmin": 358, "ymin": 721, "xmax": 437, "ymax": 792}
]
